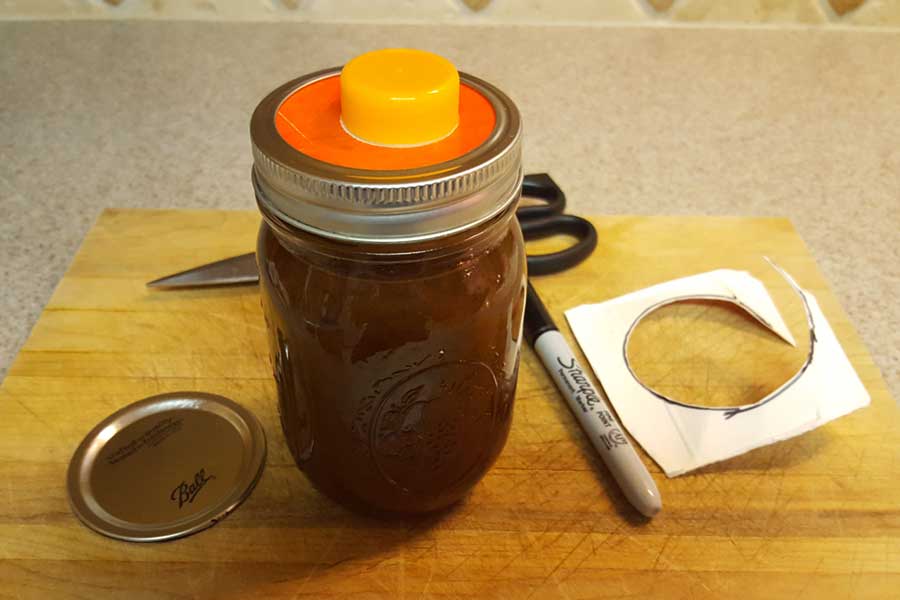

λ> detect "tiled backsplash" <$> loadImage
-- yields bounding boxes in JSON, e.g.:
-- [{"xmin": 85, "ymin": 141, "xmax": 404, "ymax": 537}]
[{"xmin": 3, "ymin": 0, "xmax": 899, "ymax": 26}]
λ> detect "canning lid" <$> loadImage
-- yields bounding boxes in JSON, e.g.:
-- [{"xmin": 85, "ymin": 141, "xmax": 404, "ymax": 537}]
[
  {"xmin": 67, "ymin": 392, "xmax": 266, "ymax": 542},
  {"xmin": 250, "ymin": 48, "xmax": 522, "ymax": 244}
]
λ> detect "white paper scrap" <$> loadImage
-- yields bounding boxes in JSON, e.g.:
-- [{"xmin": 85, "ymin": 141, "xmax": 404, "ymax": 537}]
[{"xmin": 564, "ymin": 267, "xmax": 870, "ymax": 477}]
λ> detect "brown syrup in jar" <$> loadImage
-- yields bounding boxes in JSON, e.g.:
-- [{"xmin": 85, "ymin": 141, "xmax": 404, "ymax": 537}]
[{"xmin": 258, "ymin": 204, "xmax": 526, "ymax": 513}]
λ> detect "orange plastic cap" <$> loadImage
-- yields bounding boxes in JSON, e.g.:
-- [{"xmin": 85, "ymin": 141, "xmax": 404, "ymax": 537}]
[{"xmin": 340, "ymin": 48, "xmax": 460, "ymax": 147}]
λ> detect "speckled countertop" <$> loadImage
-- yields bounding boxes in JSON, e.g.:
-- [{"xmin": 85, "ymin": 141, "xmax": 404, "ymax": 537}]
[{"xmin": 1, "ymin": 22, "xmax": 897, "ymax": 399}]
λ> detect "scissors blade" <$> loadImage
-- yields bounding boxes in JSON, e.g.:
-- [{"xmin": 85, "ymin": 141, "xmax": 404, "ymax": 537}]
[{"xmin": 147, "ymin": 252, "xmax": 260, "ymax": 289}]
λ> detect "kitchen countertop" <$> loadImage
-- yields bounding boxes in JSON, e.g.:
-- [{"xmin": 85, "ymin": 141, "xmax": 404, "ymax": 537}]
[{"xmin": 1, "ymin": 21, "xmax": 897, "ymax": 399}]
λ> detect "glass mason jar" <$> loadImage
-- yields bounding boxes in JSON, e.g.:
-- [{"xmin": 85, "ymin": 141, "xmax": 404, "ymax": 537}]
[{"xmin": 250, "ymin": 52, "xmax": 525, "ymax": 513}]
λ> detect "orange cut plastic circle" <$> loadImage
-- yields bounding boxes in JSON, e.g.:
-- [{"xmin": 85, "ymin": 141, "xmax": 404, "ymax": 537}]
[{"xmin": 275, "ymin": 75, "xmax": 496, "ymax": 171}]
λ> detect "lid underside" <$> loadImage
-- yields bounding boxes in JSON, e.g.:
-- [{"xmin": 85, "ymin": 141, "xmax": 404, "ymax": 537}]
[{"xmin": 67, "ymin": 392, "xmax": 266, "ymax": 542}]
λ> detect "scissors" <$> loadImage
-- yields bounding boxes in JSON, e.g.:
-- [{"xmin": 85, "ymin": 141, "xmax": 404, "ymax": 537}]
[{"xmin": 147, "ymin": 173, "xmax": 597, "ymax": 289}]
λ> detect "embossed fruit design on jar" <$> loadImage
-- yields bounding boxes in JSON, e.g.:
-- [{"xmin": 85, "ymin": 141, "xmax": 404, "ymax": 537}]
[{"xmin": 251, "ymin": 49, "xmax": 525, "ymax": 513}]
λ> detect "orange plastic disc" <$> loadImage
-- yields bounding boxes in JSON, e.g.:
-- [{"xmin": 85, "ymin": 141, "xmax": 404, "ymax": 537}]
[{"xmin": 275, "ymin": 74, "xmax": 496, "ymax": 172}]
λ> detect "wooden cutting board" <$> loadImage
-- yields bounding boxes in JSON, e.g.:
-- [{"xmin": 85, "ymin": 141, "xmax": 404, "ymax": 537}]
[{"xmin": 1, "ymin": 209, "xmax": 897, "ymax": 599}]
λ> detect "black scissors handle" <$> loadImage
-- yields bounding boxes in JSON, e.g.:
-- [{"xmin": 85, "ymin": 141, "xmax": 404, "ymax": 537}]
[
  {"xmin": 518, "ymin": 173, "xmax": 598, "ymax": 276},
  {"xmin": 148, "ymin": 173, "xmax": 595, "ymax": 289}
]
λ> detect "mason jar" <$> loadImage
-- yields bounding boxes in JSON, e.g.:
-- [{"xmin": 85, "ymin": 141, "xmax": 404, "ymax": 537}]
[{"xmin": 250, "ymin": 49, "xmax": 525, "ymax": 513}]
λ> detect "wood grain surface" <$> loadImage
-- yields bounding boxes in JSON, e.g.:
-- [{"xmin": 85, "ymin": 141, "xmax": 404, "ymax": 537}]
[{"xmin": 1, "ymin": 209, "xmax": 897, "ymax": 599}]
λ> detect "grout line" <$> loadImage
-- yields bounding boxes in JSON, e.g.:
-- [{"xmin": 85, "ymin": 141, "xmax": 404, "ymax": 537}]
[{"xmin": 0, "ymin": 16, "xmax": 899, "ymax": 32}]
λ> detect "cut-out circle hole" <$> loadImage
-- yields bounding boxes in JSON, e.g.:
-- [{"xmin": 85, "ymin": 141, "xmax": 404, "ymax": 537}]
[{"xmin": 625, "ymin": 299, "xmax": 809, "ymax": 409}]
